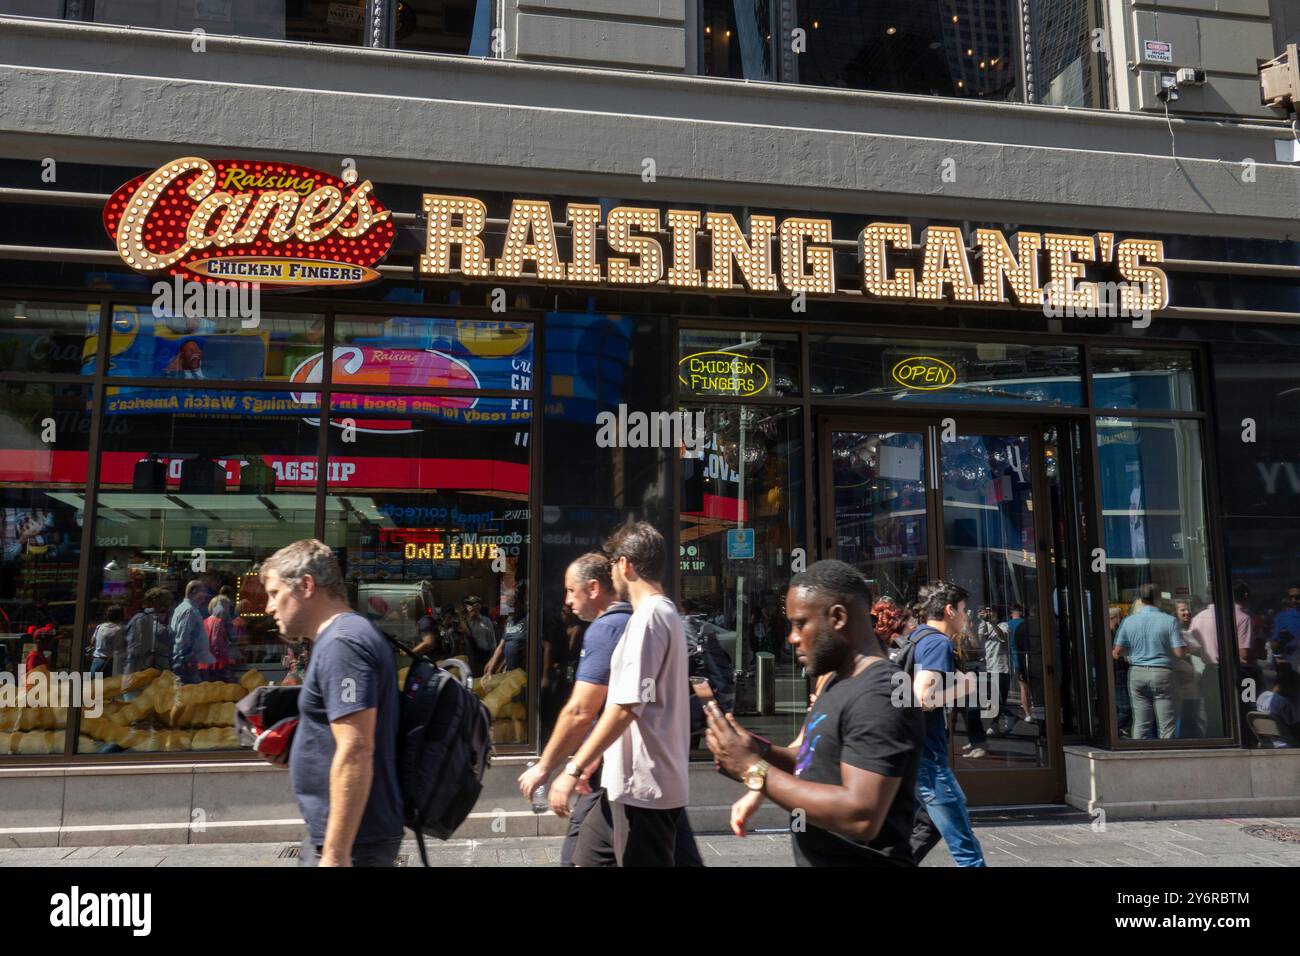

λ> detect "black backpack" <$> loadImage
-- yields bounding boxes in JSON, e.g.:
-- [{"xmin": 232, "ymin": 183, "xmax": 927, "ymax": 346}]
[
  {"xmin": 383, "ymin": 634, "xmax": 492, "ymax": 866},
  {"xmin": 892, "ymin": 624, "xmax": 941, "ymax": 679}
]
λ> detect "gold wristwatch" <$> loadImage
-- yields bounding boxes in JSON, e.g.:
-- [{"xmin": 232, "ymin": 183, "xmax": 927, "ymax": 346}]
[{"xmin": 742, "ymin": 760, "xmax": 770, "ymax": 792}]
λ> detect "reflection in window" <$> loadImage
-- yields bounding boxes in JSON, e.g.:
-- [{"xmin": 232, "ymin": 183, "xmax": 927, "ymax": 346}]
[
  {"xmin": 394, "ymin": 0, "xmax": 493, "ymax": 56},
  {"xmin": 1098, "ymin": 418, "xmax": 1226, "ymax": 741},
  {"xmin": 0, "ymin": 1, "xmax": 64, "ymax": 16},
  {"xmin": 93, "ymin": 0, "xmax": 365, "ymax": 46},
  {"xmin": 680, "ymin": 404, "xmax": 804, "ymax": 748},
  {"xmin": 0, "ymin": 384, "xmax": 90, "ymax": 756},
  {"xmin": 678, "ymin": 328, "xmax": 800, "ymax": 399},
  {"xmin": 1092, "ymin": 348, "xmax": 1197, "ymax": 412},
  {"xmin": 323, "ymin": 394, "xmax": 531, "ymax": 747},
  {"xmin": 1025, "ymin": 0, "xmax": 1108, "ymax": 108},
  {"xmin": 80, "ymin": 388, "xmax": 320, "ymax": 755},
  {"xmin": 0, "ymin": 300, "xmax": 97, "ymax": 375},
  {"xmin": 810, "ymin": 335, "xmax": 1082, "ymax": 406},
  {"xmin": 106, "ymin": 307, "xmax": 326, "ymax": 383},
  {"xmin": 89, "ymin": 0, "xmax": 493, "ymax": 52},
  {"xmin": 700, "ymin": 0, "xmax": 775, "ymax": 80},
  {"xmin": 791, "ymin": 1, "xmax": 1020, "ymax": 100},
  {"xmin": 334, "ymin": 316, "xmax": 533, "ymax": 392},
  {"xmin": 538, "ymin": 312, "xmax": 671, "ymax": 742},
  {"xmin": 830, "ymin": 430, "xmax": 929, "ymax": 603}
]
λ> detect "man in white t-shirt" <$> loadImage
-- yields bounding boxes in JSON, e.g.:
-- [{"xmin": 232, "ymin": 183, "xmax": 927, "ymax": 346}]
[{"xmin": 548, "ymin": 521, "xmax": 691, "ymax": 866}]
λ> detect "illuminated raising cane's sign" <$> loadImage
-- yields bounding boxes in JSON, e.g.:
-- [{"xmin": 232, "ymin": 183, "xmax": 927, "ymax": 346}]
[{"xmin": 103, "ymin": 157, "xmax": 394, "ymax": 288}]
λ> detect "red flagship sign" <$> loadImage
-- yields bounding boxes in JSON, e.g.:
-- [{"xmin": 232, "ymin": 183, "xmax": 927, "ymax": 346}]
[{"xmin": 103, "ymin": 157, "xmax": 394, "ymax": 288}]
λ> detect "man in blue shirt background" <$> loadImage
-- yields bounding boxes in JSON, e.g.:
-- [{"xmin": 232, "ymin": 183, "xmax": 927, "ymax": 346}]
[
  {"xmin": 1112, "ymin": 583, "xmax": 1186, "ymax": 740},
  {"xmin": 1271, "ymin": 584, "xmax": 1300, "ymax": 667},
  {"xmin": 910, "ymin": 579, "xmax": 986, "ymax": 867}
]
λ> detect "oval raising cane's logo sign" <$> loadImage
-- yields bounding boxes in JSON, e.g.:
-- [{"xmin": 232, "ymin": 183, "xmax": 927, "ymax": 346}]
[{"xmin": 103, "ymin": 157, "xmax": 395, "ymax": 288}]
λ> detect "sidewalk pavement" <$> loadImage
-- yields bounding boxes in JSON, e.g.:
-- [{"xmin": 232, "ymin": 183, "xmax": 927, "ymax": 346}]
[{"xmin": 3, "ymin": 813, "xmax": 1299, "ymax": 867}]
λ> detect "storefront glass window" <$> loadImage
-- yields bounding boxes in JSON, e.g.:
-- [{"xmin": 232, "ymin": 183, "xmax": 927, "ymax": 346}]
[
  {"xmin": 93, "ymin": 0, "xmax": 365, "ymax": 45},
  {"xmin": 810, "ymin": 335, "xmax": 1083, "ymax": 406},
  {"xmin": 1098, "ymin": 417, "xmax": 1228, "ymax": 741},
  {"xmin": 538, "ymin": 311, "xmax": 672, "ymax": 741},
  {"xmin": 0, "ymin": 300, "xmax": 97, "ymax": 375},
  {"xmin": 790, "ymin": 1, "xmax": 1021, "ymax": 100},
  {"xmin": 0, "ymin": 1, "xmax": 63, "ymax": 17},
  {"xmin": 78, "ymin": 387, "xmax": 320, "ymax": 755},
  {"xmin": 394, "ymin": 0, "xmax": 493, "ymax": 56},
  {"xmin": 334, "ymin": 315, "xmax": 533, "ymax": 392},
  {"xmin": 700, "ymin": 0, "xmax": 775, "ymax": 81},
  {"xmin": 1092, "ymin": 348, "xmax": 1198, "ymax": 412},
  {"xmin": 678, "ymin": 328, "xmax": 799, "ymax": 399},
  {"xmin": 0, "ymin": 384, "xmax": 90, "ymax": 756},
  {"xmin": 105, "ymin": 307, "xmax": 327, "ymax": 384},
  {"xmin": 680, "ymin": 403, "xmax": 805, "ymax": 748},
  {"xmin": 322, "ymin": 394, "xmax": 532, "ymax": 747}
]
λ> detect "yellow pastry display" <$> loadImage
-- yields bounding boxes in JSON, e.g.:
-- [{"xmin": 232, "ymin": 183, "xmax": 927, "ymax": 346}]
[
  {"xmin": 14, "ymin": 730, "xmax": 64, "ymax": 754},
  {"xmin": 97, "ymin": 668, "xmax": 161, "ymax": 702},
  {"xmin": 481, "ymin": 668, "xmax": 526, "ymax": 719},
  {"xmin": 240, "ymin": 668, "xmax": 267, "ymax": 692}
]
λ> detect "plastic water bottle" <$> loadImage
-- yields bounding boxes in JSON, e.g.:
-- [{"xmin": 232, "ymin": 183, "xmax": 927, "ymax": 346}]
[{"xmin": 531, "ymin": 785, "xmax": 547, "ymax": 814}]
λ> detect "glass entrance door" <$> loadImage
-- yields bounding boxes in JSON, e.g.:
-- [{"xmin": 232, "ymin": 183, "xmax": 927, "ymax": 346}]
[{"xmin": 822, "ymin": 417, "xmax": 1066, "ymax": 805}]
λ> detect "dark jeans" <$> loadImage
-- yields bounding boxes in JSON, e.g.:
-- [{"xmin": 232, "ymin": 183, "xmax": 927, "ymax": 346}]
[{"xmin": 298, "ymin": 835, "xmax": 403, "ymax": 867}]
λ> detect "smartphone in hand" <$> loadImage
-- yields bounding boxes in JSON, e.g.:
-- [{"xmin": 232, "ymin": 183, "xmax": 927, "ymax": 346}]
[{"xmin": 690, "ymin": 676, "xmax": 724, "ymax": 719}]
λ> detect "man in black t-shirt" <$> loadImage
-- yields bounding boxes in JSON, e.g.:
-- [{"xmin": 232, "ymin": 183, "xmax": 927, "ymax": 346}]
[{"xmin": 705, "ymin": 560, "xmax": 924, "ymax": 866}]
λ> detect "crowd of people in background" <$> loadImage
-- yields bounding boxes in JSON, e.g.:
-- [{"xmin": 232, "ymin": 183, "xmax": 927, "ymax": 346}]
[
  {"xmin": 81, "ymin": 580, "xmax": 248, "ymax": 684},
  {"xmin": 1110, "ymin": 580, "xmax": 1300, "ymax": 743}
]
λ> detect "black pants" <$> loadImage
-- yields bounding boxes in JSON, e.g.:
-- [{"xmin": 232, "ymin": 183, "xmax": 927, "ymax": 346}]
[
  {"xmin": 298, "ymin": 835, "xmax": 403, "ymax": 867},
  {"xmin": 570, "ymin": 791, "xmax": 703, "ymax": 867},
  {"xmin": 564, "ymin": 788, "xmax": 617, "ymax": 867},
  {"xmin": 909, "ymin": 806, "xmax": 943, "ymax": 864}
]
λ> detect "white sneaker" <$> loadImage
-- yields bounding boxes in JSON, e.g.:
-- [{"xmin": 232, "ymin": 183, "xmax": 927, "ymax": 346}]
[{"xmin": 965, "ymin": 747, "xmax": 988, "ymax": 758}]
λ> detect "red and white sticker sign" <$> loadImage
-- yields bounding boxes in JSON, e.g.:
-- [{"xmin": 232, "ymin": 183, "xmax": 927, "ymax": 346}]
[{"xmin": 1143, "ymin": 40, "xmax": 1173, "ymax": 64}]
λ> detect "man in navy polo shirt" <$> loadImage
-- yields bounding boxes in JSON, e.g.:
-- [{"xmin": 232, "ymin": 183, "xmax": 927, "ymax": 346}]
[{"xmin": 517, "ymin": 553, "xmax": 632, "ymax": 866}]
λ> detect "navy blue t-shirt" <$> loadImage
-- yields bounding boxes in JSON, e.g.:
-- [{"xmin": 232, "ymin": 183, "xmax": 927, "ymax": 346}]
[
  {"xmin": 290, "ymin": 612, "xmax": 404, "ymax": 845},
  {"xmin": 912, "ymin": 625, "xmax": 955, "ymax": 766},
  {"xmin": 574, "ymin": 602, "xmax": 632, "ymax": 685}
]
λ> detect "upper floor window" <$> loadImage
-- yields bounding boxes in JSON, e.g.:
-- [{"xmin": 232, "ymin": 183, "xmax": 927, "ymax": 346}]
[
  {"xmin": 701, "ymin": 0, "xmax": 776, "ymax": 81},
  {"xmin": 0, "ymin": 0, "xmax": 494, "ymax": 55},
  {"xmin": 700, "ymin": 1, "xmax": 1108, "ymax": 109}
]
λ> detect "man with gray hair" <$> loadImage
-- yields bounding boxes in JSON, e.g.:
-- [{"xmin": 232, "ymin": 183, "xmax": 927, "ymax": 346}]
[
  {"xmin": 259, "ymin": 539, "xmax": 404, "ymax": 867},
  {"xmin": 170, "ymin": 579, "xmax": 214, "ymax": 683},
  {"xmin": 518, "ymin": 552, "xmax": 632, "ymax": 866}
]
